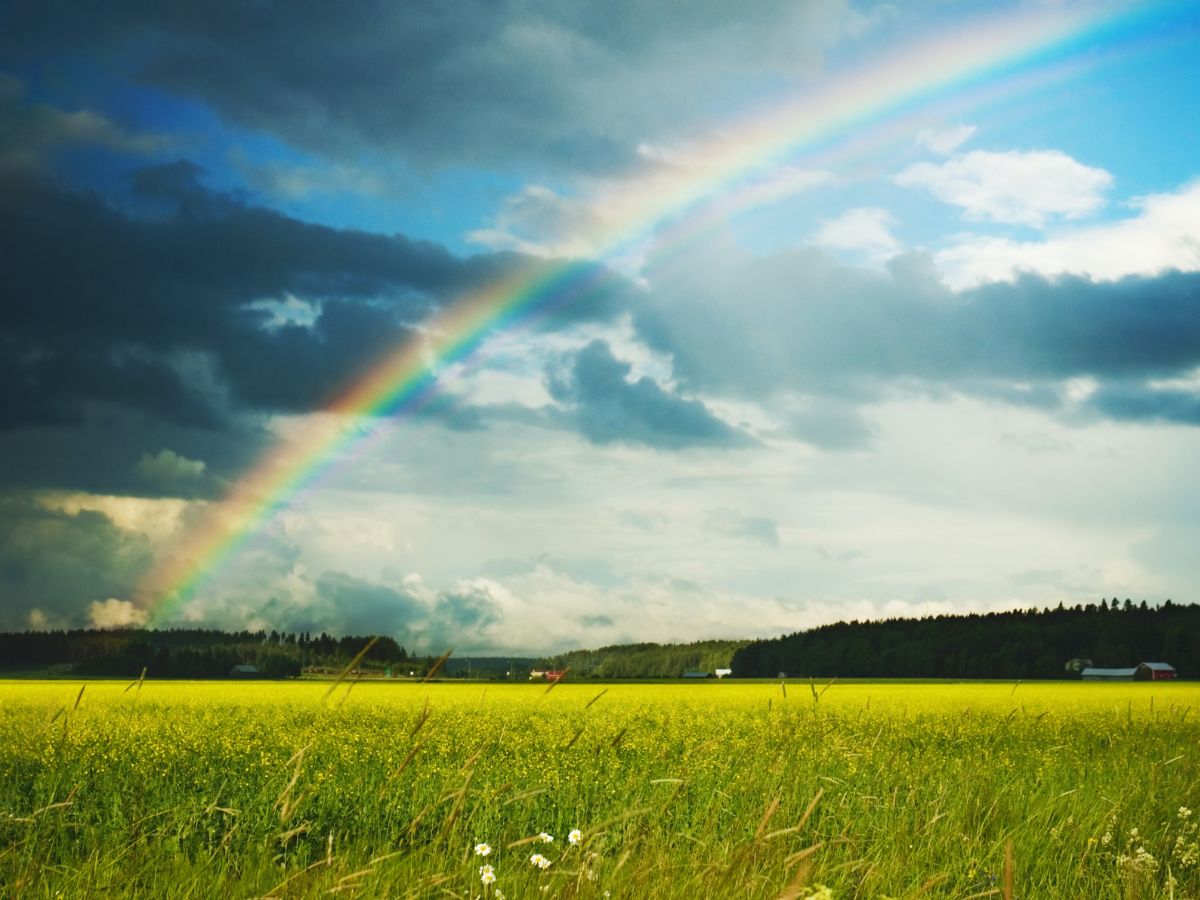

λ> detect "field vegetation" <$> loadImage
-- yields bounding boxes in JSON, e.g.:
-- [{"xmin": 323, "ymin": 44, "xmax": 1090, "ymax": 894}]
[{"xmin": 1, "ymin": 679, "xmax": 1198, "ymax": 899}]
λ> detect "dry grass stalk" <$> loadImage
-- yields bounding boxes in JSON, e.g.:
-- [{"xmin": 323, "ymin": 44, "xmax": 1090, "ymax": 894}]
[
  {"xmin": 544, "ymin": 667, "xmax": 571, "ymax": 694},
  {"xmin": 323, "ymin": 637, "xmax": 379, "ymax": 699},
  {"xmin": 421, "ymin": 648, "xmax": 453, "ymax": 683},
  {"xmin": 914, "ymin": 873, "xmax": 948, "ymax": 895},
  {"xmin": 378, "ymin": 741, "xmax": 425, "ymax": 800},
  {"xmin": 123, "ymin": 667, "xmax": 148, "ymax": 694},
  {"xmin": 1004, "ymin": 838, "xmax": 1014, "ymax": 900},
  {"xmin": 756, "ymin": 795, "xmax": 782, "ymax": 841},
  {"xmin": 275, "ymin": 745, "xmax": 311, "ymax": 825},
  {"xmin": 776, "ymin": 858, "xmax": 814, "ymax": 900},
  {"xmin": 562, "ymin": 724, "xmax": 586, "ymax": 749},
  {"xmin": 259, "ymin": 854, "xmax": 334, "ymax": 899}
]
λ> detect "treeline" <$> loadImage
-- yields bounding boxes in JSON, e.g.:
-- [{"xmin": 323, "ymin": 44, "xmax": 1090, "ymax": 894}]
[
  {"xmin": 545, "ymin": 639, "xmax": 747, "ymax": 679},
  {"xmin": 732, "ymin": 599, "xmax": 1200, "ymax": 679},
  {"xmin": 0, "ymin": 628, "xmax": 412, "ymax": 678}
]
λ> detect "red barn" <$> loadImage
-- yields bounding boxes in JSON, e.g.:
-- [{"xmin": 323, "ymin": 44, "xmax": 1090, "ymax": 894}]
[{"xmin": 1135, "ymin": 662, "xmax": 1177, "ymax": 681}]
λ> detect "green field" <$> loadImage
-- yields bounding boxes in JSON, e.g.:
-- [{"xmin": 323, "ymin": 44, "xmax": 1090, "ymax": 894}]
[{"xmin": 1, "ymin": 680, "xmax": 1197, "ymax": 899}]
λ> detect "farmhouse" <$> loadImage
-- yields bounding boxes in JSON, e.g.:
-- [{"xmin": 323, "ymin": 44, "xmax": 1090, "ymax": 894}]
[
  {"xmin": 229, "ymin": 664, "xmax": 259, "ymax": 678},
  {"xmin": 1080, "ymin": 661, "xmax": 1177, "ymax": 681},
  {"xmin": 1080, "ymin": 667, "xmax": 1136, "ymax": 681},
  {"xmin": 1135, "ymin": 662, "xmax": 1177, "ymax": 680},
  {"xmin": 714, "ymin": 668, "xmax": 732, "ymax": 679}
]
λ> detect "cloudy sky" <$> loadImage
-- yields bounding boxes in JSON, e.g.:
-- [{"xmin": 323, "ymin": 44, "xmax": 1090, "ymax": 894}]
[{"xmin": 2, "ymin": 0, "xmax": 1198, "ymax": 654}]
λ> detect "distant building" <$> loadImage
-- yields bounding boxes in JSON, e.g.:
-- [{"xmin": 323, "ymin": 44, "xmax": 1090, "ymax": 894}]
[
  {"xmin": 229, "ymin": 664, "xmax": 259, "ymax": 678},
  {"xmin": 1080, "ymin": 667, "xmax": 1137, "ymax": 681},
  {"xmin": 682, "ymin": 670, "xmax": 711, "ymax": 678},
  {"xmin": 1136, "ymin": 662, "xmax": 1177, "ymax": 680},
  {"xmin": 1081, "ymin": 662, "xmax": 1178, "ymax": 681},
  {"xmin": 714, "ymin": 668, "xmax": 732, "ymax": 679},
  {"xmin": 530, "ymin": 669, "xmax": 566, "ymax": 681}
]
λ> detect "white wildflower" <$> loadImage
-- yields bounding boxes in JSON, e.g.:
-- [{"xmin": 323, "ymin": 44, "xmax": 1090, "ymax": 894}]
[
  {"xmin": 530, "ymin": 853, "xmax": 552, "ymax": 869},
  {"xmin": 1181, "ymin": 807, "xmax": 1193, "ymax": 820},
  {"xmin": 479, "ymin": 864, "xmax": 496, "ymax": 885},
  {"xmin": 1174, "ymin": 832, "xmax": 1199, "ymax": 868},
  {"xmin": 1117, "ymin": 846, "xmax": 1158, "ymax": 877},
  {"xmin": 538, "ymin": 831, "xmax": 554, "ymax": 843},
  {"xmin": 568, "ymin": 829, "xmax": 583, "ymax": 846},
  {"xmin": 474, "ymin": 842, "xmax": 492, "ymax": 857}
]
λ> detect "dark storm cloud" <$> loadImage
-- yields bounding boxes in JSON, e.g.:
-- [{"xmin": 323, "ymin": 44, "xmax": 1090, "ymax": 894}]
[
  {"xmin": 0, "ymin": 411, "xmax": 264, "ymax": 501},
  {"xmin": 0, "ymin": 162, "xmax": 453, "ymax": 426},
  {"xmin": 0, "ymin": 158, "xmax": 623, "ymax": 493},
  {"xmin": 0, "ymin": 73, "xmax": 166, "ymax": 172},
  {"xmin": 249, "ymin": 573, "xmax": 503, "ymax": 649},
  {"xmin": 0, "ymin": 0, "xmax": 840, "ymax": 175},
  {"xmin": 637, "ymin": 247, "xmax": 1200, "ymax": 426},
  {"xmin": 547, "ymin": 340, "xmax": 747, "ymax": 449},
  {"xmin": 304, "ymin": 572, "xmax": 428, "ymax": 636},
  {"xmin": 0, "ymin": 496, "xmax": 151, "ymax": 630},
  {"xmin": 1087, "ymin": 383, "xmax": 1200, "ymax": 426}
]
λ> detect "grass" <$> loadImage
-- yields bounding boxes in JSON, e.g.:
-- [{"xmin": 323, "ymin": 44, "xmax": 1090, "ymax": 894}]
[{"xmin": 0, "ymin": 679, "xmax": 1198, "ymax": 898}]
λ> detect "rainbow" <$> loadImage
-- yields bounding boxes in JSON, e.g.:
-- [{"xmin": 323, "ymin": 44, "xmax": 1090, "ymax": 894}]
[{"xmin": 141, "ymin": 2, "xmax": 1173, "ymax": 623}]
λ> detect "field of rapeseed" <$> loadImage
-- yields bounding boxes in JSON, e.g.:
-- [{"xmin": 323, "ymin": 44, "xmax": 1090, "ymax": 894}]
[{"xmin": 1, "ymin": 679, "xmax": 1197, "ymax": 899}]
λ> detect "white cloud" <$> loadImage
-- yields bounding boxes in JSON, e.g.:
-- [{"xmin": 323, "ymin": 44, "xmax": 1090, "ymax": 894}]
[
  {"xmin": 467, "ymin": 184, "xmax": 607, "ymax": 259},
  {"xmin": 913, "ymin": 123, "xmax": 976, "ymax": 156},
  {"xmin": 895, "ymin": 149, "xmax": 1113, "ymax": 227},
  {"xmin": 812, "ymin": 207, "xmax": 901, "ymax": 260},
  {"xmin": 135, "ymin": 449, "xmax": 206, "ymax": 486},
  {"xmin": 229, "ymin": 149, "xmax": 388, "ymax": 200},
  {"xmin": 469, "ymin": 164, "xmax": 830, "ymax": 270},
  {"xmin": 1, "ymin": 74, "xmax": 168, "ymax": 172},
  {"xmin": 36, "ymin": 492, "xmax": 192, "ymax": 543},
  {"xmin": 935, "ymin": 179, "xmax": 1200, "ymax": 288},
  {"xmin": 89, "ymin": 598, "xmax": 149, "ymax": 628}
]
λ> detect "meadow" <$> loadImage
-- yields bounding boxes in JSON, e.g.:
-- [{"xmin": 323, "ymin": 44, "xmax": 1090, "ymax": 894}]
[{"xmin": 1, "ymin": 679, "xmax": 1197, "ymax": 899}]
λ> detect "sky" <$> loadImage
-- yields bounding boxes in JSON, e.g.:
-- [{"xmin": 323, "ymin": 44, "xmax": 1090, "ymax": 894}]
[{"xmin": 1, "ymin": 0, "xmax": 1199, "ymax": 655}]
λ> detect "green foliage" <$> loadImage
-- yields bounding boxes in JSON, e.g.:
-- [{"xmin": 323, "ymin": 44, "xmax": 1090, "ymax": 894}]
[
  {"xmin": 734, "ymin": 600, "xmax": 1200, "ymax": 678},
  {"xmin": 546, "ymin": 639, "xmax": 747, "ymax": 679},
  {"xmin": 0, "ymin": 628, "xmax": 410, "ymax": 678},
  {"xmin": 1, "ymin": 680, "xmax": 1198, "ymax": 898}
]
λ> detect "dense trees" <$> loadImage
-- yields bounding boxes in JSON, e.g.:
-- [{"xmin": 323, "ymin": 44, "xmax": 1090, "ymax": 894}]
[
  {"xmin": 3, "ymin": 599, "xmax": 1193, "ymax": 680},
  {"xmin": 545, "ymin": 640, "xmax": 746, "ymax": 679},
  {"xmin": 732, "ymin": 600, "xmax": 1199, "ymax": 679},
  {"xmin": 0, "ymin": 628, "xmax": 409, "ymax": 678}
]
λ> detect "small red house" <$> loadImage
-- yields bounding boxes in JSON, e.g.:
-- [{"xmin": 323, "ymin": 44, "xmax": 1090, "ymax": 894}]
[{"xmin": 1135, "ymin": 662, "xmax": 1177, "ymax": 681}]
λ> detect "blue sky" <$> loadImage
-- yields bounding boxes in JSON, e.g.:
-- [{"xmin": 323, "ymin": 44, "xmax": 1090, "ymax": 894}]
[{"xmin": 1, "ymin": 0, "xmax": 1199, "ymax": 652}]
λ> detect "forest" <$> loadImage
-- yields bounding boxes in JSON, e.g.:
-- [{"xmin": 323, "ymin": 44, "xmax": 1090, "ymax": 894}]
[
  {"xmin": 1, "ymin": 599, "xmax": 1194, "ymax": 680},
  {"xmin": 544, "ymin": 639, "xmax": 747, "ymax": 679},
  {"xmin": 732, "ymin": 599, "xmax": 1199, "ymax": 678},
  {"xmin": 0, "ymin": 628, "xmax": 411, "ymax": 678}
]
